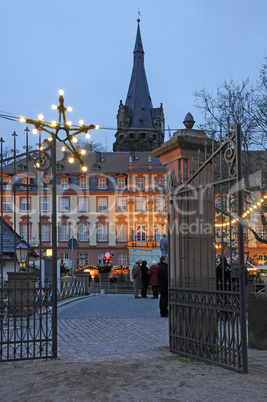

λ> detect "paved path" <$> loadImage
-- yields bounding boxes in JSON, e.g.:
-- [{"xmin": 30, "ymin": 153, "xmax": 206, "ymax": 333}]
[{"xmin": 57, "ymin": 294, "xmax": 169, "ymax": 361}]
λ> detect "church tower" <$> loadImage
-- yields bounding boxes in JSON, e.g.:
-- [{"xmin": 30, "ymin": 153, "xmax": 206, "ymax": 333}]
[{"xmin": 113, "ymin": 19, "xmax": 165, "ymax": 152}]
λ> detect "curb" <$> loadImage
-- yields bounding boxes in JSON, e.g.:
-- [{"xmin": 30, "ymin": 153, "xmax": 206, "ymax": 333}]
[{"xmin": 57, "ymin": 293, "xmax": 99, "ymax": 309}]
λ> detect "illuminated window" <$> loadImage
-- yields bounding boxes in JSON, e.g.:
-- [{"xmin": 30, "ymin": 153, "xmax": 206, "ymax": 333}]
[
  {"xmin": 117, "ymin": 198, "xmax": 126, "ymax": 211},
  {"xmin": 117, "ymin": 224, "xmax": 127, "ymax": 242},
  {"xmin": 136, "ymin": 198, "xmax": 146, "ymax": 211},
  {"xmin": 136, "ymin": 225, "xmax": 146, "ymax": 241},
  {"xmin": 97, "ymin": 224, "xmax": 108, "ymax": 242}
]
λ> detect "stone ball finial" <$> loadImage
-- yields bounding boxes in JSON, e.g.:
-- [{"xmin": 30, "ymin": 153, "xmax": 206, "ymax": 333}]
[{"xmin": 183, "ymin": 112, "xmax": 195, "ymax": 129}]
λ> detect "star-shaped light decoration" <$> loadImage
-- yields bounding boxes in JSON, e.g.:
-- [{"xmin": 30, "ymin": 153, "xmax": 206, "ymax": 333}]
[{"xmin": 19, "ymin": 89, "xmax": 99, "ymax": 172}]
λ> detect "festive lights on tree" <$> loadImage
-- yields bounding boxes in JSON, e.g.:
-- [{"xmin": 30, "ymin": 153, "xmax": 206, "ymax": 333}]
[
  {"xmin": 215, "ymin": 194, "xmax": 267, "ymax": 228},
  {"xmin": 18, "ymin": 89, "xmax": 99, "ymax": 172}
]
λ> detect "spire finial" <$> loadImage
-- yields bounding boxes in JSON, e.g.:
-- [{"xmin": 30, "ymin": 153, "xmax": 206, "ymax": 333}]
[{"xmin": 137, "ymin": 8, "xmax": 141, "ymax": 23}]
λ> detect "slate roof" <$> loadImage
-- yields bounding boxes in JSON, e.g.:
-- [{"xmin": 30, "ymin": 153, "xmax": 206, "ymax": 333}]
[
  {"xmin": 2, "ymin": 150, "xmax": 165, "ymax": 176},
  {"xmin": 0, "ymin": 218, "xmax": 21, "ymax": 254},
  {"xmin": 125, "ymin": 21, "xmax": 154, "ymax": 129}
]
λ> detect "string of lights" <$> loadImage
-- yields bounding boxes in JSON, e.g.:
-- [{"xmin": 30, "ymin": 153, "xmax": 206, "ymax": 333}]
[{"xmin": 215, "ymin": 194, "xmax": 267, "ymax": 227}]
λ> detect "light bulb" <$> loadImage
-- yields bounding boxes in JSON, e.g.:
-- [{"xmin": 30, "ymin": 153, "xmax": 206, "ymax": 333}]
[
  {"xmin": 68, "ymin": 157, "xmax": 74, "ymax": 164},
  {"xmin": 94, "ymin": 124, "xmax": 100, "ymax": 130},
  {"xmin": 79, "ymin": 120, "xmax": 84, "ymax": 126},
  {"xmin": 66, "ymin": 121, "xmax": 72, "ymax": 126},
  {"xmin": 67, "ymin": 106, "xmax": 73, "ymax": 112},
  {"xmin": 48, "ymin": 137, "xmax": 53, "ymax": 142},
  {"xmin": 32, "ymin": 128, "xmax": 38, "ymax": 135},
  {"xmin": 80, "ymin": 149, "xmax": 86, "ymax": 155},
  {"xmin": 51, "ymin": 104, "xmax": 57, "ymax": 110},
  {"xmin": 82, "ymin": 166, "xmax": 88, "ymax": 172},
  {"xmin": 51, "ymin": 120, "xmax": 57, "ymax": 126},
  {"xmin": 20, "ymin": 117, "xmax": 26, "ymax": 123},
  {"xmin": 61, "ymin": 146, "xmax": 66, "ymax": 152},
  {"xmin": 85, "ymin": 133, "xmax": 91, "ymax": 139},
  {"xmin": 35, "ymin": 162, "xmax": 40, "ymax": 168},
  {"xmin": 59, "ymin": 89, "xmax": 64, "ymax": 96},
  {"xmin": 72, "ymin": 137, "xmax": 78, "ymax": 143},
  {"xmin": 38, "ymin": 114, "xmax": 44, "ymax": 120}
]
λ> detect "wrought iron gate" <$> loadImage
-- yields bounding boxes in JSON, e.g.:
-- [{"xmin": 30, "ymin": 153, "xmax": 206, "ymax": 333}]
[
  {"xmin": 167, "ymin": 124, "xmax": 248, "ymax": 372},
  {"xmin": 0, "ymin": 130, "xmax": 57, "ymax": 361}
]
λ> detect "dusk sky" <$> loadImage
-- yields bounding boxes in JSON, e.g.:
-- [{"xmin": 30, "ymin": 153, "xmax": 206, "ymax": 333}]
[{"xmin": 1, "ymin": 0, "xmax": 267, "ymax": 152}]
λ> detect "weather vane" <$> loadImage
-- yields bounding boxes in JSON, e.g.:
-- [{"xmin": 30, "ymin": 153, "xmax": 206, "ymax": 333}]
[{"xmin": 19, "ymin": 89, "xmax": 99, "ymax": 172}]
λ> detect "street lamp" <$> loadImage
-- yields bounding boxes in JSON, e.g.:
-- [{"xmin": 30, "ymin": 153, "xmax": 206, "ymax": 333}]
[
  {"xmin": 78, "ymin": 255, "xmax": 86, "ymax": 269},
  {"xmin": 16, "ymin": 239, "xmax": 30, "ymax": 271}
]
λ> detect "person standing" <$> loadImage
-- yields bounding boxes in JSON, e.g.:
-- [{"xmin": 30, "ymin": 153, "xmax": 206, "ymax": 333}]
[
  {"xmin": 157, "ymin": 256, "xmax": 168, "ymax": 317},
  {"xmin": 148, "ymin": 260, "xmax": 158, "ymax": 299},
  {"xmin": 132, "ymin": 258, "xmax": 142, "ymax": 298},
  {"xmin": 141, "ymin": 260, "xmax": 149, "ymax": 298},
  {"xmin": 160, "ymin": 234, "xmax": 168, "ymax": 257}
]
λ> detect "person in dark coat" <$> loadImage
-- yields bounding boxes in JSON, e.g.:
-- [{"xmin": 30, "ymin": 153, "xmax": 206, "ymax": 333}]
[
  {"xmin": 132, "ymin": 258, "xmax": 142, "ymax": 298},
  {"xmin": 157, "ymin": 256, "xmax": 168, "ymax": 317},
  {"xmin": 147, "ymin": 260, "xmax": 158, "ymax": 298},
  {"xmin": 141, "ymin": 260, "xmax": 149, "ymax": 298}
]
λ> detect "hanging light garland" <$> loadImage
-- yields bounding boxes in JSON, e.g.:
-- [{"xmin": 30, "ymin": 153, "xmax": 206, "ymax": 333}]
[
  {"xmin": 215, "ymin": 195, "xmax": 267, "ymax": 228},
  {"xmin": 19, "ymin": 89, "xmax": 99, "ymax": 172}
]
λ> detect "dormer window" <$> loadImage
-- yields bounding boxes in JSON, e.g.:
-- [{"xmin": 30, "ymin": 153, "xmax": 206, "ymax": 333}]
[
  {"xmin": 61, "ymin": 178, "xmax": 68, "ymax": 190},
  {"xmin": 98, "ymin": 178, "xmax": 107, "ymax": 190},
  {"xmin": 118, "ymin": 178, "xmax": 125, "ymax": 190}
]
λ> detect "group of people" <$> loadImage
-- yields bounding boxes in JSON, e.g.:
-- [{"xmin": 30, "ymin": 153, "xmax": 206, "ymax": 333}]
[{"xmin": 132, "ymin": 256, "xmax": 169, "ymax": 317}]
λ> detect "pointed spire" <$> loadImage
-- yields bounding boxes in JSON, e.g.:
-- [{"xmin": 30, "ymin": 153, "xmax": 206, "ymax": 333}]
[
  {"xmin": 134, "ymin": 19, "xmax": 144, "ymax": 54},
  {"xmin": 125, "ymin": 19, "xmax": 153, "ymax": 128}
]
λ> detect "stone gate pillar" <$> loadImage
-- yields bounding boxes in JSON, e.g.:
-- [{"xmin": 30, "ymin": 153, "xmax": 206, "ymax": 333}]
[{"xmin": 153, "ymin": 114, "xmax": 214, "ymax": 287}]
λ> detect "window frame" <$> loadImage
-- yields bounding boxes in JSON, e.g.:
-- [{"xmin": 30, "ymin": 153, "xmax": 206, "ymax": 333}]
[{"xmin": 136, "ymin": 197, "xmax": 146, "ymax": 212}]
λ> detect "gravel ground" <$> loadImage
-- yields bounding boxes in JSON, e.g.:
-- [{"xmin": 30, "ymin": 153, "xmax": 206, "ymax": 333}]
[
  {"xmin": 0, "ymin": 349, "xmax": 267, "ymax": 402},
  {"xmin": 0, "ymin": 295, "xmax": 266, "ymax": 401}
]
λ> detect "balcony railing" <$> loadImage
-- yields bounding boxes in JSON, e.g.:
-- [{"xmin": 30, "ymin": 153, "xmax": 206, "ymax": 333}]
[{"xmin": 128, "ymin": 241, "xmax": 160, "ymax": 249}]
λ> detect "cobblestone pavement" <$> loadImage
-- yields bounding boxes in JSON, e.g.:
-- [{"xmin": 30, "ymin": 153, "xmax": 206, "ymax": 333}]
[{"xmin": 57, "ymin": 294, "xmax": 169, "ymax": 361}]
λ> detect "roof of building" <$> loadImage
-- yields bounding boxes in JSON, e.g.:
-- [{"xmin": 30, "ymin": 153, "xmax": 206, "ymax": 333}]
[
  {"xmin": 2, "ymin": 148, "xmax": 166, "ymax": 176},
  {"xmin": 0, "ymin": 218, "xmax": 21, "ymax": 254}
]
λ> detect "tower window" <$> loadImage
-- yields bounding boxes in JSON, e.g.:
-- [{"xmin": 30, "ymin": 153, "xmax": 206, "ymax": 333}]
[
  {"xmin": 129, "ymin": 133, "xmax": 134, "ymax": 139},
  {"xmin": 153, "ymin": 134, "xmax": 157, "ymax": 140},
  {"xmin": 139, "ymin": 119, "xmax": 144, "ymax": 124},
  {"xmin": 141, "ymin": 133, "xmax": 146, "ymax": 139}
]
